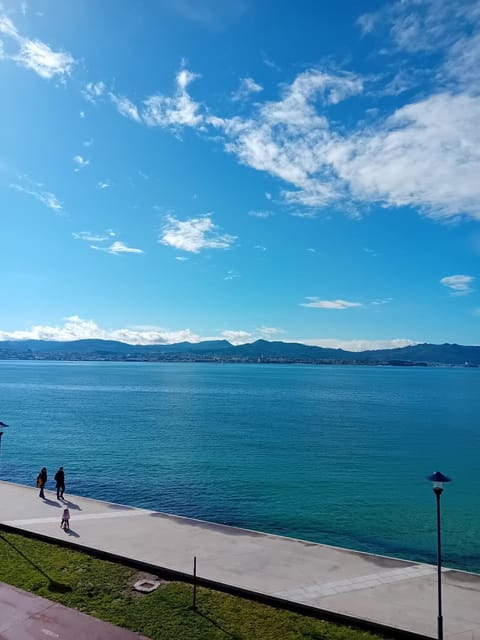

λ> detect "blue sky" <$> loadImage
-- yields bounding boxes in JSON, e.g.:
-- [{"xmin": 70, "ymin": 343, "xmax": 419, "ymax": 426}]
[{"xmin": 0, "ymin": 0, "xmax": 479, "ymax": 349}]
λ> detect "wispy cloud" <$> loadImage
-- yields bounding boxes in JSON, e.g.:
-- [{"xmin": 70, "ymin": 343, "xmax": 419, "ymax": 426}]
[
  {"xmin": 257, "ymin": 326, "xmax": 283, "ymax": 338},
  {"xmin": 142, "ymin": 67, "xmax": 203, "ymax": 129},
  {"xmin": 73, "ymin": 155, "xmax": 89, "ymax": 171},
  {"xmin": 0, "ymin": 15, "xmax": 74, "ymax": 80},
  {"xmin": 224, "ymin": 269, "xmax": 239, "ymax": 280},
  {"xmin": 110, "ymin": 92, "xmax": 141, "ymax": 122},
  {"xmin": 301, "ymin": 298, "xmax": 363, "ymax": 309},
  {"xmin": 210, "ymin": 69, "xmax": 363, "ymax": 208},
  {"xmin": 82, "ymin": 81, "xmax": 106, "ymax": 103},
  {"xmin": 72, "ymin": 230, "xmax": 115, "ymax": 242},
  {"xmin": 160, "ymin": 214, "xmax": 236, "ymax": 253},
  {"xmin": 231, "ymin": 77, "xmax": 263, "ymax": 102},
  {"xmin": 92, "ymin": 241, "xmax": 144, "ymax": 255},
  {"xmin": 248, "ymin": 210, "xmax": 274, "ymax": 218},
  {"xmin": 357, "ymin": 0, "xmax": 479, "ymax": 53},
  {"xmin": 10, "ymin": 180, "xmax": 62, "ymax": 212},
  {"xmin": 440, "ymin": 274, "xmax": 475, "ymax": 295},
  {"xmin": 97, "ymin": 180, "xmax": 111, "ymax": 189}
]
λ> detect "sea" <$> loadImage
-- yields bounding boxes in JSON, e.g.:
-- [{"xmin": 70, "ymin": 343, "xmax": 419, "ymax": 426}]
[{"xmin": 0, "ymin": 360, "xmax": 479, "ymax": 572}]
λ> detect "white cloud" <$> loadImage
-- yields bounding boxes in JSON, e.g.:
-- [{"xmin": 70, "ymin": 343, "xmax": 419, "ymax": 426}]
[
  {"xmin": 79, "ymin": 111, "xmax": 85, "ymax": 118},
  {"xmin": 82, "ymin": 81, "xmax": 106, "ymax": 103},
  {"xmin": 440, "ymin": 274, "xmax": 475, "ymax": 294},
  {"xmin": 92, "ymin": 241, "xmax": 144, "ymax": 255},
  {"xmin": 207, "ymin": 63, "xmax": 480, "ymax": 220},
  {"xmin": 97, "ymin": 180, "xmax": 111, "ymax": 189},
  {"xmin": 0, "ymin": 316, "xmax": 205, "ymax": 345},
  {"xmin": 254, "ymin": 245, "xmax": 266, "ymax": 251},
  {"xmin": 73, "ymin": 155, "xmax": 89, "ymax": 171},
  {"xmin": 210, "ymin": 69, "xmax": 363, "ymax": 208},
  {"xmin": 224, "ymin": 269, "xmax": 239, "ymax": 280},
  {"xmin": 0, "ymin": 15, "xmax": 74, "ymax": 80},
  {"xmin": 257, "ymin": 326, "xmax": 283, "ymax": 337},
  {"xmin": 222, "ymin": 329, "xmax": 253, "ymax": 344},
  {"xmin": 231, "ymin": 77, "xmax": 263, "ymax": 102},
  {"xmin": 327, "ymin": 93, "xmax": 480, "ymax": 220},
  {"xmin": 10, "ymin": 181, "xmax": 62, "ymax": 212},
  {"xmin": 160, "ymin": 214, "xmax": 236, "ymax": 253},
  {"xmin": 0, "ymin": 16, "xmax": 20, "ymax": 39},
  {"xmin": 14, "ymin": 39, "xmax": 74, "ymax": 79},
  {"xmin": 301, "ymin": 298, "xmax": 363, "ymax": 309},
  {"xmin": 0, "ymin": 315, "xmax": 421, "ymax": 351},
  {"xmin": 110, "ymin": 93, "xmax": 141, "ymax": 122},
  {"xmin": 175, "ymin": 256, "xmax": 189, "ymax": 261},
  {"xmin": 297, "ymin": 337, "xmax": 418, "ymax": 351},
  {"xmin": 142, "ymin": 68, "xmax": 203, "ymax": 128}
]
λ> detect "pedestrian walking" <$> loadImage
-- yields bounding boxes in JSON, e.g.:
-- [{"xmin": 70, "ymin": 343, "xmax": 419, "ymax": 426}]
[
  {"xmin": 60, "ymin": 507, "xmax": 70, "ymax": 531},
  {"xmin": 54, "ymin": 466, "xmax": 65, "ymax": 500},
  {"xmin": 36, "ymin": 467, "xmax": 47, "ymax": 499}
]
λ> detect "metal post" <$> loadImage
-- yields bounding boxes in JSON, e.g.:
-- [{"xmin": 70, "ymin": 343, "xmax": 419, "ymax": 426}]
[
  {"xmin": 193, "ymin": 555, "xmax": 197, "ymax": 610},
  {"xmin": 434, "ymin": 487, "xmax": 443, "ymax": 640}
]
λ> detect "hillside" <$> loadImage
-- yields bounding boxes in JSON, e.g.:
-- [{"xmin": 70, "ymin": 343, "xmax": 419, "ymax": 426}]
[{"xmin": 0, "ymin": 339, "xmax": 479, "ymax": 365}]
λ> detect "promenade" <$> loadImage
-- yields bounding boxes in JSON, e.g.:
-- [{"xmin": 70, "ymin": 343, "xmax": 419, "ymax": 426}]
[{"xmin": 1, "ymin": 481, "xmax": 479, "ymax": 640}]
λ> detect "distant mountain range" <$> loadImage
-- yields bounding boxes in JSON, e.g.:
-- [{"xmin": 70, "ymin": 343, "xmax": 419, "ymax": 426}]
[{"xmin": 0, "ymin": 338, "xmax": 479, "ymax": 365}]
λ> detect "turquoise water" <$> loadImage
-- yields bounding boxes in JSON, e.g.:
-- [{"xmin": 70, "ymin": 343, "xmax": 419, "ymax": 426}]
[{"xmin": 1, "ymin": 361, "xmax": 479, "ymax": 572}]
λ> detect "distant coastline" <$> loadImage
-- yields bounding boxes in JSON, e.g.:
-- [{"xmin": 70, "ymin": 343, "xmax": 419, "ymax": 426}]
[{"xmin": 1, "ymin": 338, "xmax": 479, "ymax": 367}]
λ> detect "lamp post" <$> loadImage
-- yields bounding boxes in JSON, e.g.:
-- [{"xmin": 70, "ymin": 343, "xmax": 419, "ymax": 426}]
[
  {"xmin": 0, "ymin": 421, "xmax": 8, "ymax": 476},
  {"xmin": 427, "ymin": 471, "xmax": 451, "ymax": 640}
]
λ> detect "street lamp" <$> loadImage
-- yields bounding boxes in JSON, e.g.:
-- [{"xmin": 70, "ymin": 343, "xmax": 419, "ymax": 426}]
[
  {"xmin": 427, "ymin": 471, "xmax": 451, "ymax": 640},
  {"xmin": 0, "ymin": 421, "xmax": 8, "ymax": 476}
]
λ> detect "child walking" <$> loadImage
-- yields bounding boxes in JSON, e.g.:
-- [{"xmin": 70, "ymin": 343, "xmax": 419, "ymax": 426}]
[{"xmin": 60, "ymin": 507, "xmax": 70, "ymax": 531}]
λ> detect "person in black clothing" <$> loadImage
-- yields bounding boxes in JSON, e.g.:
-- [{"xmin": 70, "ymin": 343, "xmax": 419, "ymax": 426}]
[
  {"xmin": 37, "ymin": 467, "xmax": 47, "ymax": 499},
  {"xmin": 54, "ymin": 466, "xmax": 65, "ymax": 500}
]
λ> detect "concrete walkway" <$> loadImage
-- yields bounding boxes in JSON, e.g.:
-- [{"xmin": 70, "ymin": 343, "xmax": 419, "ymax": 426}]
[
  {"xmin": 1, "ymin": 481, "xmax": 479, "ymax": 640},
  {"xmin": 0, "ymin": 581, "xmax": 148, "ymax": 639}
]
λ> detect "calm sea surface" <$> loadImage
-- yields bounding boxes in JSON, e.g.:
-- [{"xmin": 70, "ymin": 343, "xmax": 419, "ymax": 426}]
[{"xmin": 0, "ymin": 361, "xmax": 479, "ymax": 572}]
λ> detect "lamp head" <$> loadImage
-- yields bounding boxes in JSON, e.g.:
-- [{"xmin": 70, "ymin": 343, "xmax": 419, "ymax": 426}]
[{"xmin": 427, "ymin": 471, "xmax": 451, "ymax": 490}]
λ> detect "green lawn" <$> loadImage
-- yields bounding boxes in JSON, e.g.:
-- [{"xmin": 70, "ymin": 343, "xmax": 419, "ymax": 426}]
[{"xmin": 0, "ymin": 530, "xmax": 390, "ymax": 640}]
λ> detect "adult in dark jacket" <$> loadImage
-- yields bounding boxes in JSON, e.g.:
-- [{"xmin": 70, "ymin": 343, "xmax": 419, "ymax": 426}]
[
  {"xmin": 37, "ymin": 467, "xmax": 47, "ymax": 499},
  {"xmin": 54, "ymin": 466, "xmax": 65, "ymax": 500}
]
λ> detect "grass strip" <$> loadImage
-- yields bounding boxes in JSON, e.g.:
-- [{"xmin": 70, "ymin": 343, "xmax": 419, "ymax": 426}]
[{"xmin": 0, "ymin": 529, "xmax": 390, "ymax": 640}]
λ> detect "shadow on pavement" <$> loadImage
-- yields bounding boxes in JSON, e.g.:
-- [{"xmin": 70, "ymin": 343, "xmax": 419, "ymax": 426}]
[
  {"xmin": 64, "ymin": 529, "xmax": 80, "ymax": 538},
  {"xmin": 42, "ymin": 498, "xmax": 62, "ymax": 507},
  {"xmin": 61, "ymin": 499, "xmax": 82, "ymax": 511},
  {"xmin": 0, "ymin": 533, "xmax": 72, "ymax": 594}
]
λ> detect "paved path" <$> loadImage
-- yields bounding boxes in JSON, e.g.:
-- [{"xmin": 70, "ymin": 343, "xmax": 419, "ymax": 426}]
[
  {"xmin": 1, "ymin": 481, "xmax": 479, "ymax": 640},
  {"xmin": 0, "ymin": 581, "xmax": 148, "ymax": 639}
]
